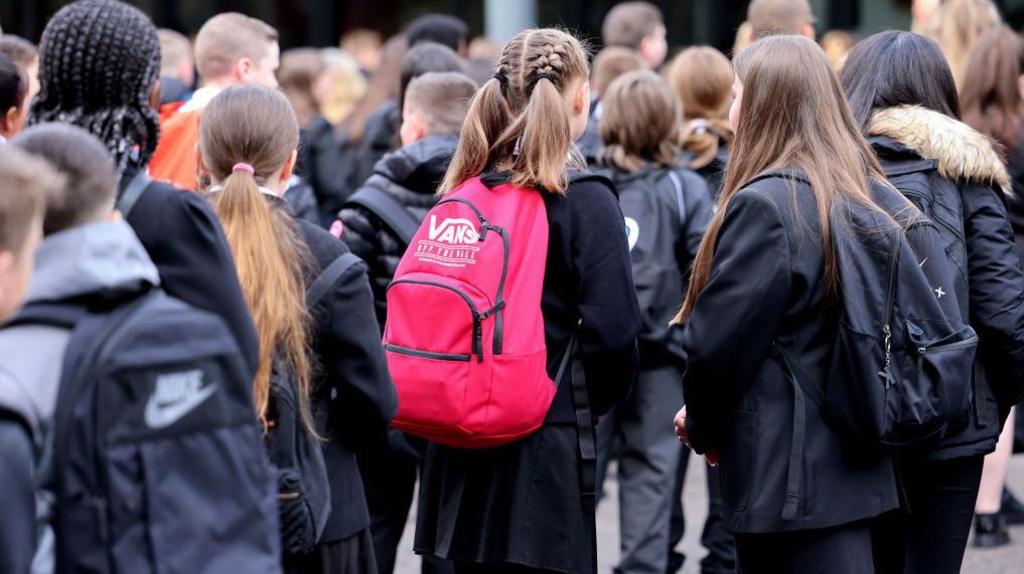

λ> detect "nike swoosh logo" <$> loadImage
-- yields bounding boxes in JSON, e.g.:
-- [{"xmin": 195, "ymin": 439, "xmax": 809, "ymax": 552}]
[{"xmin": 144, "ymin": 384, "xmax": 219, "ymax": 429}]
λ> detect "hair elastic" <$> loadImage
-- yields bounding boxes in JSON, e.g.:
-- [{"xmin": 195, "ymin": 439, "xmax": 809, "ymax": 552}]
[
  {"xmin": 232, "ymin": 162, "xmax": 255, "ymax": 174},
  {"xmin": 535, "ymin": 71, "xmax": 557, "ymax": 83}
]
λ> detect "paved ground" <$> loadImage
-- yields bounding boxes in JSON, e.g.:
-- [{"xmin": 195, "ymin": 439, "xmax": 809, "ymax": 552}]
[{"xmin": 396, "ymin": 456, "xmax": 1024, "ymax": 573}]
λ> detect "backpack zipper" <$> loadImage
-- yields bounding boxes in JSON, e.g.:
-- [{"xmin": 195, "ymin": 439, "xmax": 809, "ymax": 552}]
[{"xmin": 389, "ymin": 278, "xmax": 484, "ymax": 360}]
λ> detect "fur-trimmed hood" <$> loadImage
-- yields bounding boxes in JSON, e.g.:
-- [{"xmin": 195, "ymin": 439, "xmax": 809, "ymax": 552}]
[{"xmin": 867, "ymin": 105, "xmax": 1011, "ymax": 194}]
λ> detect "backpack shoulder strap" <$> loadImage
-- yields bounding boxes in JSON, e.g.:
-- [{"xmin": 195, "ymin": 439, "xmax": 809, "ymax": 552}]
[
  {"xmin": 665, "ymin": 171, "xmax": 687, "ymax": 226},
  {"xmin": 307, "ymin": 253, "xmax": 362, "ymax": 308},
  {"xmin": 5, "ymin": 302, "xmax": 90, "ymax": 331},
  {"xmin": 116, "ymin": 170, "xmax": 153, "ymax": 219},
  {"xmin": 345, "ymin": 186, "xmax": 421, "ymax": 246}
]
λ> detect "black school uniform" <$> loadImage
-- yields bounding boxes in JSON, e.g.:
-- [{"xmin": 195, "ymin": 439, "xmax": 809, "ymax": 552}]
[
  {"xmin": 271, "ymin": 196, "xmax": 398, "ymax": 573},
  {"xmin": 119, "ymin": 165, "xmax": 259, "ymax": 375},
  {"xmin": 681, "ymin": 172, "xmax": 900, "ymax": 572},
  {"xmin": 413, "ymin": 173, "xmax": 642, "ymax": 574}
]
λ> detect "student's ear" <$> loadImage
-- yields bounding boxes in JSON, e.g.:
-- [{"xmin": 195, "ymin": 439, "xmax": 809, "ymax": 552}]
[
  {"xmin": 149, "ymin": 80, "xmax": 161, "ymax": 112},
  {"xmin": 234, "ymin": 57, "xmax": 255, "ymax": 84},
  {"xmin": 280, "ymin": 149, "xmax": 297, "ymax": 182},
  {"xmin": 802, "ymin": 23, "xmax": 816, "ymax": 41},
  {"xmin": 0, "ymin": 106, "xmax": 14, "ymax": 137},
  {"xmin": 574, "ymin": 80, "xmax": 590, "ymax": 115}
]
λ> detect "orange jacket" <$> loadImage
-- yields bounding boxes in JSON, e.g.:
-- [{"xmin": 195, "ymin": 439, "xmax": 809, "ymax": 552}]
[{"xmin": 150, "ymin": 107, "xmax": 201, "ymax": 191}]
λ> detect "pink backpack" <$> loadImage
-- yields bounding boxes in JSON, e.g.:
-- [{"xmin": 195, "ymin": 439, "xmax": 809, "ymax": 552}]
[{"xmin": 384, "ymin": 176, "xmax": 554, "ymax": 448}]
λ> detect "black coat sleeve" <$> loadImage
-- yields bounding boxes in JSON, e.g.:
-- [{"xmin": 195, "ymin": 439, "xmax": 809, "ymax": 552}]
[
  {"xmin": 0, "ymin": 415, "xmax": 35, "ymax": 574},
  {"xmin": 139, "ymin": 190, "xmax": 260, "ymax": 375},
  {"xmin": 570, "ymin": 181, "xmax": 642, "ymax": 415},
  {"xmin": 338, "ymin": 204, "xmax": 379, "ymax": 269},
  {"xmin": 681, "ymin": 190, "xmax": 792, "ymax": 453},
  {"xmin": 961, "ymin": 183, "xmax": 1024, "ymax": 406},
  {"xmin": 316, "ymin": 259, "xmax": 398, "ymax": 446}
]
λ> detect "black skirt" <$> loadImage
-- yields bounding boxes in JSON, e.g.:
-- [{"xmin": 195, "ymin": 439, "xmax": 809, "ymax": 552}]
[{"xmin": 414, "ymin": 423, "xmax": 595, "ymax": 574}]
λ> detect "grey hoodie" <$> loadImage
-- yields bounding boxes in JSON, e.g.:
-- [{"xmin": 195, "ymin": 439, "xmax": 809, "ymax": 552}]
[{"xmin": 0, "ymin": 220, "xmax": 158, "ymax": 574}]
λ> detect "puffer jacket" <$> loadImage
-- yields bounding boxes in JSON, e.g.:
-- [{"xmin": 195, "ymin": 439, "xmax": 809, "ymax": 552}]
[
  {"xmin": 867, "ymin": 105, "xmax": 1024, "ymax": 460},
  {"xmin": 339, "ymin": 135, "xmax": 457, "ymax": 328}
]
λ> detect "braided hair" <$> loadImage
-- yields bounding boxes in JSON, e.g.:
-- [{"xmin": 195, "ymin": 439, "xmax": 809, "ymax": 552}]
[
  {"xmin": 440, "ymin": 29, "xmax": 590, "ymax": 194},
  {"xmin": 29, "ymin": 0, "xmax": 160, "ymax": 178}
]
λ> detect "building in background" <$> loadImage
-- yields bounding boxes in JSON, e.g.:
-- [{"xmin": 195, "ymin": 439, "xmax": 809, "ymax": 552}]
[{"xmin": 3, "ymin": 1, "xmax": 1024, "ymax": 55}]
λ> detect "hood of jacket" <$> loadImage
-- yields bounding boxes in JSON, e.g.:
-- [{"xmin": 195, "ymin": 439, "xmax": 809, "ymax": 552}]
[
  {"xmin": 27, "ymin": 220, "xmax": 160, "ymax": 305},
  {"xmin": 371, "ymin": 135, "xmax": 459, "ymax": 196},
  {"xmin": 867, "ymin": 105, "xmax": 1010, "ymax": 195}
]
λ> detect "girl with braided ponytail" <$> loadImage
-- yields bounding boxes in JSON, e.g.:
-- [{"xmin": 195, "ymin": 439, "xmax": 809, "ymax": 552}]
[
  {"xmin": 28, "ymin": 0, "xmax": 259, "ymax": 375},
  {"xmin": 416, "ymin": 28, "xmax": 642, "ymax": 574}
]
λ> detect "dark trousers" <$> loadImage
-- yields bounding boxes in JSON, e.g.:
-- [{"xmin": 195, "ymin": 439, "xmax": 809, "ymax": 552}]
[
  {"xmin": 667, "ymin": 450, "xmax": 736, "ymax": 574},
  {"xmin": 872, "ymin": 454, "xmax": 984, "ymax": 574},
  {"xmin": 596, "ymin": 366, "xmax": 683, "ymax": 573},
  {"xmin": 360, "ymin": 433, "xmax": 455, "ymax": 574},
  {"xmin": 735, "ymin": 521, "xmax": 875, "ymax": 574}
]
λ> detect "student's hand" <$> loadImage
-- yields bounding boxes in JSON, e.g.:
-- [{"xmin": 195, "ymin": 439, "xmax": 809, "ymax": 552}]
[
  {"xmin": 705, "ymin": 450, "xmax": 719, "ymax": 468},
  {"xmin": 675, "ymin": 406, "xmax": 719, "ymax": 467},
  {"xmin": 673, "ymin": 406, "xmax": 690, "ymax": 447}
]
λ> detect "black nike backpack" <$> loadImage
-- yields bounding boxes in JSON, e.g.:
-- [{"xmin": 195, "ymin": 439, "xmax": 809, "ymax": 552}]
[
  {"xmin": 747, "ymin": 172, "xmax": 978, "ymax": 448},
  {"xmin": 13, "ymin": 289, "xmax": 281, "ymax": 574}
]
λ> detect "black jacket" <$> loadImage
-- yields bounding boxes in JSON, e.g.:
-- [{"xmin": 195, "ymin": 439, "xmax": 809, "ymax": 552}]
[
  {"xmin": 867, "ymin": 106, "xmax": 1024, "ymax": 459},
  {"xmin": 352, "ymin": 100, "xmax": 400, "ymax": 190},
  {"xmin": 120, "ymin": 167, "xmax": 260, "ymax": 376},
  {"xmin": 280, "ymin": 198, "xmax": 399, "ymax": 543},
  {"xmin": 414, "ymin": 173, "xmax": 641, "ymax": 572},
  {"xmin": 339, "ymin": 135, "xmax": 457, "ymax": 328},
  {"xmin": 296, "ymin": 116, "xmax": 361, "ymax": 226},
  {"xmin": 681, "ymin": 172, "xmax": 900, "ymax": 534},
  {"xmin": 595, "ymin": 165, "xmax": 713, "ymax": 368},
  {"xmin": 283, "ymin": 175, "xmax": 321, "ymax": 226}
]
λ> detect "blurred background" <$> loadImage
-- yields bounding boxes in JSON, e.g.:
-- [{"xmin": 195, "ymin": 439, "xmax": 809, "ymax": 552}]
[{"xmin": 6, "ymin": 0, "xmax": 1024, "ymax": 53}]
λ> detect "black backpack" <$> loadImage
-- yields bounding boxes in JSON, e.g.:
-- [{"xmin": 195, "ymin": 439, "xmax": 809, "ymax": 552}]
[
  {"xmin": 747, "ymin": 172, "xmax": 978, "ymax": 448},
  {"xmin": 263, "ymin": 253, "xmax": 360, "ymax": 556},
  {"xmin": 12, "ymin": 289, "xmax": 281, "ymax": 574},
  {"xmin": 602, "ymin": 167, "xmax": 696, "ymax": 360}
]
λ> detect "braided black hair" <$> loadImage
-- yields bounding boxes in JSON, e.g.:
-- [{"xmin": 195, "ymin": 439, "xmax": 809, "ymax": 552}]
[{"xmin": 29, "ymin": 0, "xmax": 160, "ymax": 178}]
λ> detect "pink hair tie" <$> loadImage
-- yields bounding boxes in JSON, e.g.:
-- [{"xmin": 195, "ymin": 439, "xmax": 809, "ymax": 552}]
[{"xmin": 232, "ymin": 162, "xmax": 255, "ymax": 174}]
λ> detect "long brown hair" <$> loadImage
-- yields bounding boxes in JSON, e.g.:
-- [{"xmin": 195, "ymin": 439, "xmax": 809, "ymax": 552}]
[
  {"xmin": 675, "ymin": 36, "xmax": 888, "ymax": 323},
  {"xmin": 598, "ymin": 69, "xmax": 680, "ymax": 172},
  {"xmin": 665, "ymin": 46, "xmax": 734, "ymax": 170},
  {"xmin": 200, "ymin": 84, "xmax": 316, "ymax": 434},
  {"xmin": 960, "ymin": 25, "xmax": 1024, "ymax": 156},
  {"xmin": 926, "ymin": 0, "xmax": 1002, "ymax": 88},
  {"xmin": 440, "ymin": 28, "xmax": 589, "ymax": 194}
]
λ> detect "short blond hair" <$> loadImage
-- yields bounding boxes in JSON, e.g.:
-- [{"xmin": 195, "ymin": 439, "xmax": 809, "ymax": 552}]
[
  {"xmin": 747, "ymin": 0, "xmax": 814, "ymax": 38},
  {"xmin": 194, "ymin": 12, "xmax": 278, "ymax": 80},
  {"xmin": 602, "ymin": 2, "xmax": 663, "ymax": 49},
  {"xmin": 158, "ymin": 28, "xmax": 192, "ymax": 76},
  {"xmin": 405, "ymin": 72, "xmax": 477, "ymax": 136},
  {"xmin": 0, "ymin": 146, "xmax": 58, "ymax": 251}
]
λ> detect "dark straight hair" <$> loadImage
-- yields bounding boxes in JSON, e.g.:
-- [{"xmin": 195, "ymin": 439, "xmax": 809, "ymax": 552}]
[{"xmin": 840, "ymin": 30, "xmax": 960, "ymax": 129}]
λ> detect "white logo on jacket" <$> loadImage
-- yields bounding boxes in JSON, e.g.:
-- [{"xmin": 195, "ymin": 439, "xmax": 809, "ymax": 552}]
[
  {"xmin": 624, "ymin": 217, "xmax": 639, "ymax": 252},
  {"xmin": 144, "ymin": 369, "xmax": 219, "ymax": 429},
  {"xmin": 428, "ymin": 216, "xmax": 480, "ymax": 245}
]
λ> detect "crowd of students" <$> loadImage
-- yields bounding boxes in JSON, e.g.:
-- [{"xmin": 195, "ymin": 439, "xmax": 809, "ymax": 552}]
[{"xmin": 1, "ymin": 0, "xmax": 1024, "ymax": 573}]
